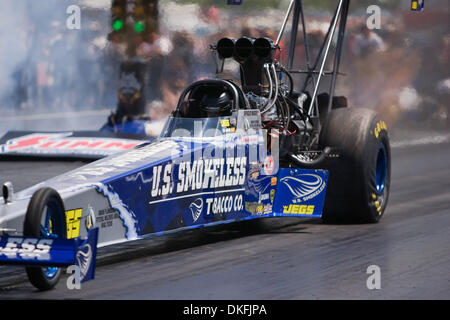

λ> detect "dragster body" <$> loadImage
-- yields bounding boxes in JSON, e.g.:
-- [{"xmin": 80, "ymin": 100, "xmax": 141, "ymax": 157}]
[
  {"xmin": 0, "ymin": 0, "xmax": 391, "ymax": 291},
  {"xmin": 0, "ymin": 109, "xmax": 328, "ymax": 248}
]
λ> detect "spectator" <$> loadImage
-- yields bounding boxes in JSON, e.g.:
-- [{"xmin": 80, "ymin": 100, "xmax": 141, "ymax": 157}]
[{"xmin": 351, "ymin": 26, "xmax": 386, "ymax": 58}]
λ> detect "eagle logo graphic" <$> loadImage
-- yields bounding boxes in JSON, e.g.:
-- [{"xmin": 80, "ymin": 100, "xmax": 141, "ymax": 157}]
[
  {"xmin": 76, "ymin": 244, "xmax": 92, "ymax": 280},
  {"xmin": 189, "ymin": 198, "xmax": 204, "ymax": 223},
  {"xmin": 280, "ymin": 174, "xmax": 325, "ymax": 201}
]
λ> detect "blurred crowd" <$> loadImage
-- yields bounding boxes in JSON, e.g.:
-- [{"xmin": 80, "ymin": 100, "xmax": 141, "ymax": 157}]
[
  {"xmin": 1, "ymin": 1, "xmax": 448, "ymax": 129},
  {"xmin": 340, "ymin": 12, "xmax": 450, "ymax": 129}
]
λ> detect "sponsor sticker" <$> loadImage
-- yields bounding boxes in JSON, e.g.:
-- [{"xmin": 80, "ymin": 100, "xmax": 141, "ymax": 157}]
[
  {"xmin": 221, "ymin": 119, "xmax": 231, "ymax": 128},
  {"xmin": 264, "ymin": 204, "xmax": 273, "ymax": 214},
  {"xmin": 205, "ymin": 194, "xmax": 243, "ymax": 216},
  {"xmin": 85, "ymin": 205, "xmax": 96, "ymax": 231},
  {"xmin": 96, "ymin": 208, "xmax": 120, "ymax": 229},
  {"xmin": 189, "ymin": 198, "xmax": 204, "ymax": 222},
  {"xmin": 280, "ymin": 174, "xmax": 326, "ymax": 203},
  {"xmin": 151, "ymin": 157, "xmax": 247, "ymax": 199},
  {"xmin": 411, "ymin": 0, "xmax": 424, "ymax": 11},
  {"xmin": 66, "ymin": 209, "xmax": 83, "ymax": 239},
  {"xmin": 0, "ymin": 133, "xmax": 141, "ymax": 157},
  {"xmin": 283, "ymin": 204, "xmax": 315, "ymax": 215},
  {"xmin": 263, "ymin": 155, "xmax": 275, "ymax": 175},
  {"xmin": 270, "ymin": 189, "xmax": 275, "ymax": 203},
  {"xmin": 374, "ymin": 121, "xmax": 388, "ymax": 139},
  {"xmin": 271, "ymin": 177, "xmax": 277, "ymax": 186},
  {"xmin": 0, "ymin": 238, "xmax": 53, "ymax": 260}
]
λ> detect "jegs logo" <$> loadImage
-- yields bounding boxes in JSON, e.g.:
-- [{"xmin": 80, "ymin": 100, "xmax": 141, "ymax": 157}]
[
  {"xmin": 280, "ymin": 174, "xmax": 326, "ymax": 202},
  {"xmin": 0, "ymin": 238, "xmax": 53, "ymax": 260},
  {"xmin": 283, "ymin": 204, "xmax": 315, "ymax": 215}
]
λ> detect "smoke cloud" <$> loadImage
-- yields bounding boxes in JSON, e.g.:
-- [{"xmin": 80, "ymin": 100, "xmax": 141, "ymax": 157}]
[{"xmin": 0, "ymin": 0, "xmax": 115, "ymax": 115}]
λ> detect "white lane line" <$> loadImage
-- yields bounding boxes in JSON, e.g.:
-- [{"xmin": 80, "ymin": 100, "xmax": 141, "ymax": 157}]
[
  {"xmin": 149, "ymin": 188, "xmax": 245, "ymax": 205},
  {"xmin": 391, "ymin": 134, "xmax": 450, "ymax": 148},
  {"xmin": 0, "ymin": 109, "xmax": 111, "ymax": 121}
]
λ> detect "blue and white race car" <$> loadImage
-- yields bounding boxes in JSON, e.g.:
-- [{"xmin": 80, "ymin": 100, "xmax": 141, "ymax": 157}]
[{"xmin": 0, "ymin": 0, "xmax": 390, "ymax": 291}]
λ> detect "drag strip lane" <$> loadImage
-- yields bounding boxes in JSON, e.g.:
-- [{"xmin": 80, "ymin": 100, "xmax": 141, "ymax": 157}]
[{"xmin": 0, "ymin": 139, "xmax": 449, "ymax": 299}]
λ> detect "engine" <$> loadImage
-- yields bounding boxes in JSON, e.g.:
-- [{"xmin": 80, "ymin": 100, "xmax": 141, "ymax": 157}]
[{"xmin": 215, "ymin": 36, "xmax": 314, "ymax": 156}]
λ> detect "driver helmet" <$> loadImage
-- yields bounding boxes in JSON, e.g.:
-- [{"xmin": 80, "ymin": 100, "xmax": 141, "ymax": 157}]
[{"xmin": 200, "ymin": 91, "xmax": 233, "ymax": 117}]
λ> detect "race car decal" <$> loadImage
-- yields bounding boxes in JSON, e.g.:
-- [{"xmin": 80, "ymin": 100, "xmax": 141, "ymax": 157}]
[
  {"xmin": 0, "ymin": 237, "xmax": 54, "ymax": 261},
  {"xmin": 189, "ymin": 198, "xmax": 204, "ymax": 223},
  {"xmin": 94, "ymin": 183, "xmax": 139, "ymax": 241},
  {"xmin": 76, "ymin": 241, "xmax": 93, "ymax": 281},
  {"xmin": 282, "ymin": 204, "xmax": 315, "ymax": 215},
  {"xmin": 66, "ymin": 208, "xmax": 83, "ymax": 239},
  {"xmin": 411, "ymin": 0, "xmax": 424, "ymax": 11},
  {"xmin": 125, "ymin": 171, "xmax": 153, "ymax": 184},
  {"xmin": 263, "ymin": 155, "xmax": 275, "ymax": 175},
  {"xmin": 150, "ymin": 156, "xmax": 247, "ymax": 197},
  {"xmin": 0, "ymin": 132, "xmax": 144, "ymax": 159},
  {"xmin": 65, "ymin": 140, "xmax": 181, "ymax": 182},
  {"xmin": 280, "ymin": 174, "xmax": 326, "ymax": 202},
  {"xmin": 95, "ymin": 138, "xmax": 256, "ymax": 235},
  {"xmin": 274, "ymin": 169, "xmax": 328, "ymax": 218},
  {"xmin": 1, "ymin": 133, "xmax": 328, "ymax": 249},
  {"xmin": 374, "ymin": 121, "xmax": 388, "ymax": 139},
  {"xmin": 91, "ymin": 137, "xmax": 327, "ymax": 235},
  {"xmin": 246, "ymin": 170, "xmax": 273, "ymax": 199},
  {"xmin": 0, "ymin": 228, "xmax": 99, "ymax": 283}
]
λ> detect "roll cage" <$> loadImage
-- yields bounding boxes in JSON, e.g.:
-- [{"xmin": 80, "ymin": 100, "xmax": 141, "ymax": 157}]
[{"xmin": 280, "ymin": 0, "xmax": 350, "ymax": 118}]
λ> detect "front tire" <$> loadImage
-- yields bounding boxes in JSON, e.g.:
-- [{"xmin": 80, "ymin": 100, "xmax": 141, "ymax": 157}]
[
  {"xmin": 319, "ymin": 108, "xmax": 391, "ymax": 223},
  {"xmin": 24, "ymin": 188, "xmax": 67, "ymax": 291}
]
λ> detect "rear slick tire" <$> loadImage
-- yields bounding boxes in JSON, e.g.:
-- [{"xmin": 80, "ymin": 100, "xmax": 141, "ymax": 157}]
[{"xmin": 319, "ymin": 108, "xmax": 391, "ymax": 223}]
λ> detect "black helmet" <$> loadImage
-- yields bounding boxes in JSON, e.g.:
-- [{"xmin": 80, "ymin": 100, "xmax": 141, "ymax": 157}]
[{"xmin": 200, "ymin": 91, "xmax": 232, "ymax": 117}]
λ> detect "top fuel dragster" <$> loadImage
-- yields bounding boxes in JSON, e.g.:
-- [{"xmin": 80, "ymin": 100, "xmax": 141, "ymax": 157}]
[{"xmin": 0, "ymin": 0, "xmax": 391, "ymax": 291}]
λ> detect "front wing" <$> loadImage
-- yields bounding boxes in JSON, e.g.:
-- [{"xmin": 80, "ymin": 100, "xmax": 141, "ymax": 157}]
[{"xmin": 0, "ymin": 228, "xmax": 99, "ymax": 283}]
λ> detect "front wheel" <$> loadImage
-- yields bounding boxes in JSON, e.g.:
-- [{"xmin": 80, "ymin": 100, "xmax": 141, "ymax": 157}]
[
  {"xmin": 23, "ymin": 188, "xmax": 67, "ymax": 291},
  {"xmin": 319, "ymin": 108, "xmax": 391, "ymax": 223}
]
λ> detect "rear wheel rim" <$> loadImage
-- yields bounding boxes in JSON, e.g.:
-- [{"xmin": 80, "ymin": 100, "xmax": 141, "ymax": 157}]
[{"xmin": 376, "ymin": 143, "xmax": 388, "ymax": 195}]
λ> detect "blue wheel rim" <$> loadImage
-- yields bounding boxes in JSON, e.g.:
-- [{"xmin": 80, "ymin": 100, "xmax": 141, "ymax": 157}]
[
  {"xmin": 376, "ymin": 144, "xmax": 387, "ymax": 195},
  {"xmin": 43, "ymin": 266, "xmax": 59, "ymax": 279},
  {"xmin": 41, "ymin": 206, "xmax": 60, "ymax": 280}
]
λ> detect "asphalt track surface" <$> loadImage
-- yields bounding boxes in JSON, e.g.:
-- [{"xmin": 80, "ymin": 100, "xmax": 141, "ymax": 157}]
[{"xmin": 0, "ymin": 132, "xmax": 449, "ymax": 299}]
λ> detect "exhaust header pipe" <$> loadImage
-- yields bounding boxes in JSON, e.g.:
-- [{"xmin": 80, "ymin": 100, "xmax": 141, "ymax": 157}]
[
  {"xmin": 217, "ymin": 37, "xmax": 276, "ymax": 62},
  {"xmin": 217, "ymin": 37, "xmax": 235, "ymax": 59}
]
